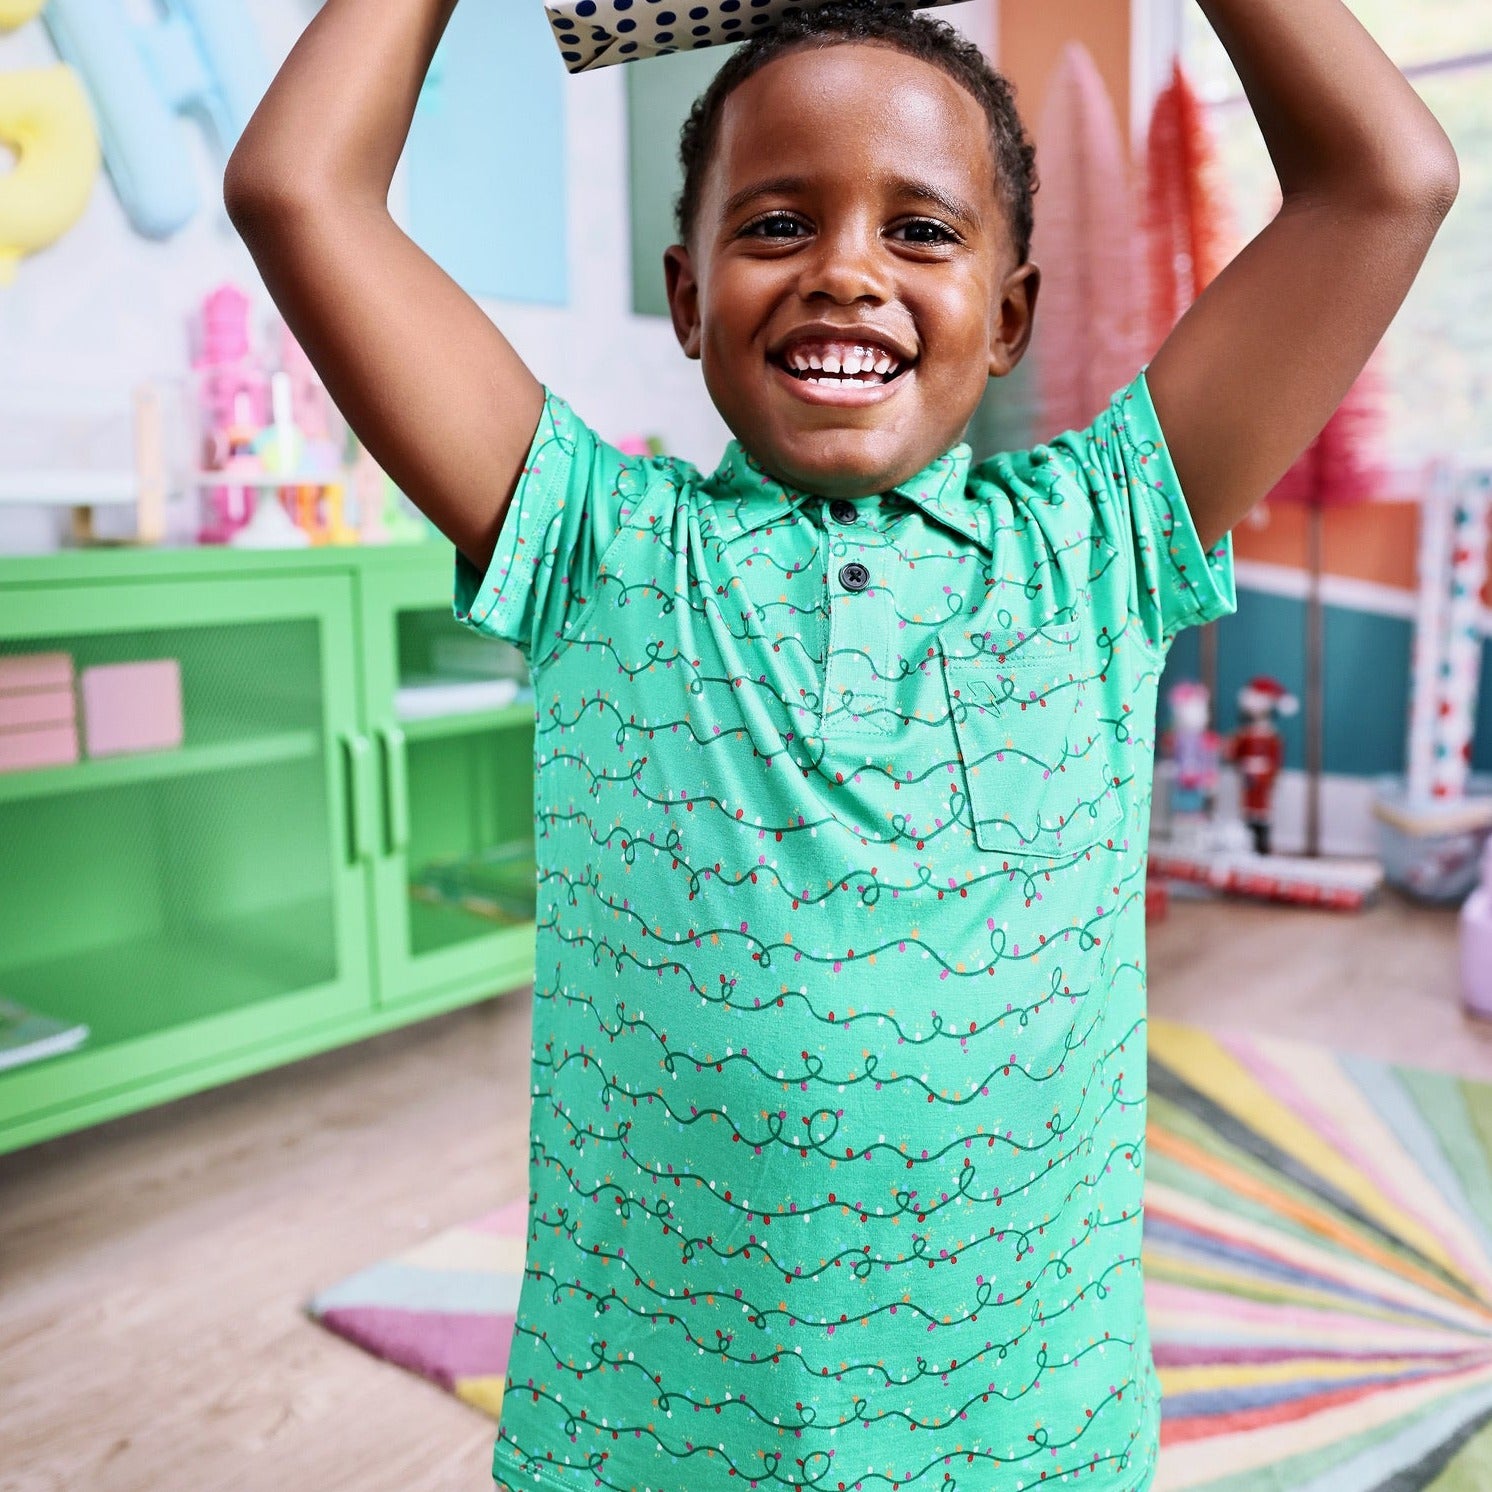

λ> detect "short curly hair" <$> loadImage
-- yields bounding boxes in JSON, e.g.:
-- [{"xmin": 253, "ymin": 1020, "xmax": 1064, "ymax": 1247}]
[{"xmin": 675, "ymin": 2, "xmax": 1039, "ymax": 263}]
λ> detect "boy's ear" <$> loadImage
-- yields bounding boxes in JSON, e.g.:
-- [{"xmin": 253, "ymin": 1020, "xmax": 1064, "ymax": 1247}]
[
  {"xmin": 663, "ymin": 244, "xmax": 702, "ymax": 359},
  {"xmin": 989, "ymin": 261, "xmax": 1041, "ymax": 378}
]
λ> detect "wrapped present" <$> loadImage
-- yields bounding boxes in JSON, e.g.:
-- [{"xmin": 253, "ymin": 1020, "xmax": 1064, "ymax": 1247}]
[{"xmin": 545, "ymin": 0, "xmax": 961, "ymax": 74}]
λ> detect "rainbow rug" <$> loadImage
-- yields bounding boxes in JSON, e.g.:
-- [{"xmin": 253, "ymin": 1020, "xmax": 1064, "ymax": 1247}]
[{"xmin": 307, "ymin": 1018, "xmax": 1492, "ymax": 1489}]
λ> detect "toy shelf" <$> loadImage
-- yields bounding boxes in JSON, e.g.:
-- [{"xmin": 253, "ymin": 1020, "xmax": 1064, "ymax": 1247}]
[
  {"xmin": 0, "ymin": 543, "xmax": 537, "ymax": 1154},
  {"xmin": 1, "ymin": 894, "xmax": 337, "ymax": 1052},
  {"xmin": 399, "ymin": 700, "xmax": 534, "ymax": 743},
  {"xmin": 0, "ymin": 725, "xmax": 319, "ymax": 805}
]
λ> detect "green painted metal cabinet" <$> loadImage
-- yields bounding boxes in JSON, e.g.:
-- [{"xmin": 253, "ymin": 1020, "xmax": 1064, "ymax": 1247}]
[{"xmin": 0, "ymin": 544, "xmax": 535, "ymax": 1155}]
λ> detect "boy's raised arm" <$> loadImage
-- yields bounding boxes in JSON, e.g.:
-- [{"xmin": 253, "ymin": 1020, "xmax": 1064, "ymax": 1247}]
[
  {"xmin": 223, "ymin": 0, "xmax": 544, "ymax": 574},
  {"xmin": 1145, "ymin": 0, "xmax": 1460, "ymax": 552}
]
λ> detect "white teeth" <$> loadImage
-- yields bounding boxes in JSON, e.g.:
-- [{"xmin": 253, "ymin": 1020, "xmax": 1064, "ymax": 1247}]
[{"xmin": 781, "ymin": 341, "xmax": 907, "ymax": 381}]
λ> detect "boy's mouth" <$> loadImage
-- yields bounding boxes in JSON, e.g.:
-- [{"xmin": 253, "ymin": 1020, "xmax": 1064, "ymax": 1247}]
[{"xmin": 771, "ymin": 335, "xmax": 914, "ymax": 388}]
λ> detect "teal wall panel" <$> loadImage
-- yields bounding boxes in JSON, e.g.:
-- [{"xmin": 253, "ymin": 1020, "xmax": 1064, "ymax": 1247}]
[
  {"xmin": 408, "ymin": 2, "xmax": 566, "ymax": 305},
  {"xmin": 1161, "ymin": 587, "xmax": 1492, "ymax": 778},
  {"xmin": 627, "ymin": 48, "xmax": 729, "ymax": 317},
  {"xmin": 1210, "ymin": 590, "xmax": 1309, "ymax": 767},
  {"xmin": 1322, "ymin": 606, "xmax": 1415, "ymax": 777}
]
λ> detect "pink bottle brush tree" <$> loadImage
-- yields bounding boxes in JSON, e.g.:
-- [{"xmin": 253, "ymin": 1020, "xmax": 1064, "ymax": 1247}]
[{"xmin": 1030, "ymin": 42, "xmax": 1143, "ymax": 442}]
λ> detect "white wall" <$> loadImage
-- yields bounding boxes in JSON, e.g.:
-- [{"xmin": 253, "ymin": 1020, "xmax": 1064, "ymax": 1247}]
[{"xmin": 0, "ymin": 0, "xmax": 733, "ymax": 552}]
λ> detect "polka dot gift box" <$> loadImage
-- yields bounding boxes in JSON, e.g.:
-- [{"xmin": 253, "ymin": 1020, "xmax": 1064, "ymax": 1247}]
[{"xmin": 544, "ymin": 0, "xmax": 961, "ymax": 72}]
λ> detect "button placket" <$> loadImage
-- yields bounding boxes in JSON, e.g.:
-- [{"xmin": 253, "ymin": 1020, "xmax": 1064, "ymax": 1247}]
[{"xmin": 822, "ymin": 504, "xmax": 892, "ymax": 739}]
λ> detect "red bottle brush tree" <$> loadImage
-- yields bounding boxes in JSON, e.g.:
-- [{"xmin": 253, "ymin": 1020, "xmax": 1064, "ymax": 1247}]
[
  {"xmin": 1143, "ymin": 59, "xmax": 1236, "ymax": 361},
  {"xmin": 1031, "ymin": 42, "xmax": 1143, "ymax": 441}
]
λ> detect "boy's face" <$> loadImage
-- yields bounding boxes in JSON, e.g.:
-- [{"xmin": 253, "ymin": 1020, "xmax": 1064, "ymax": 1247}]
[{"xmin": 665, "ymin": 42, "xmax": 1039, "ymax": 499}]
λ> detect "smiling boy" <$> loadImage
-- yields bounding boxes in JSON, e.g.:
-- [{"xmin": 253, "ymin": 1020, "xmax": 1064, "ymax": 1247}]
[{"xmin": 226, "ymin": 2, "xmax": 1458, "ymax": 1488}]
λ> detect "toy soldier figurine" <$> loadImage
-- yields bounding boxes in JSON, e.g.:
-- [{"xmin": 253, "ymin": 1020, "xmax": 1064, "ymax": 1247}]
[{"xmin": 1229, "ymin": 675, "xmax": 1299, "ymax": 855}]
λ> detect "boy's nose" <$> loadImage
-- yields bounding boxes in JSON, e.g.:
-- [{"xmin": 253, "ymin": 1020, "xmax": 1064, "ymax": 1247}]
[{"xmin": 797, "ymin": 228, "xmax": 890, "ymax": 305}]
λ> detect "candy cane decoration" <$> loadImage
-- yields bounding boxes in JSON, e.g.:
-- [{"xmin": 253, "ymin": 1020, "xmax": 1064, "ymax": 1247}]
[
  {"xmin": 1433, "ymin": 467, "xmax": 1492, "ymax": 800},
  {"xmin": 1408, "ymin": 463, "xmax": 1454, "ymax": 803},
  {"xmin": 1408, "ymin": 459, "xmax": 1492, "ymax": 804}
]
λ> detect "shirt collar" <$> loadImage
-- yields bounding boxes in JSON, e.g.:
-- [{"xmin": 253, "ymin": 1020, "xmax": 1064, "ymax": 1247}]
[{"xmin": 703, "ymin": 439, "xmax": 983, "ymax": 549}]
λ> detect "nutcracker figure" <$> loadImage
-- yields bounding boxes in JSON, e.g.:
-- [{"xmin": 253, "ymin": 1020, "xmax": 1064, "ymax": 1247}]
[{"xmin": 1229, "ymin": 675, "xmax": 1299, "ymax": 855}]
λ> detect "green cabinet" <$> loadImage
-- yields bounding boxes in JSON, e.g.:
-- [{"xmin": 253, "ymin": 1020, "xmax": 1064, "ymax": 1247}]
[
  {"xmin": 358, "ymin": 556, "xmax": 536, "ymax": 1008},
  {"xmin": 0, "ymin": 544, "xmax": 535, "ymax": 1155}
]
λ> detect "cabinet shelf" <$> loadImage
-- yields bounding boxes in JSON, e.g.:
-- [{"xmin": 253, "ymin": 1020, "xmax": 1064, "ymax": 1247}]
[
  {"xmin": 398, "ymin": 700, "xmax": 534, "ymax": 742},
  {"xmin": 0, "ymin": 895, "xmax": 339, "ymax": 1053},
  {"xmin": 0, "ymin": 727, "xmax": 320, "ymax": 805}
]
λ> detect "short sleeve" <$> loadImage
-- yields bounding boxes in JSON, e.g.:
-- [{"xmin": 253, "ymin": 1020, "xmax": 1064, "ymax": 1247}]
[
  {"xmin": 1086, "ymin": 369, "xmax": 1237, "ymax": 651},
  {"xmin": 453, "ymin": 388, "xmax": 635, "ymax": 664}
]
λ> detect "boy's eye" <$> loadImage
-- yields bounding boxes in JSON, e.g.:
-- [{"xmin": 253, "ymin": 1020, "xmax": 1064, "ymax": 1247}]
[
  {"xmin": 741, "ymin": 213, "xmax": 810, "ymax": 240},
  {"xmin": 892, "ymin": 218, "xmax": 958, "ymax": 245}
]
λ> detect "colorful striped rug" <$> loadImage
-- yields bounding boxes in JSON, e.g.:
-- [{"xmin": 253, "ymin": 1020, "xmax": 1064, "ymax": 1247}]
[{"xmin": 307, "ymin": 1018, "xmax": 1492, "ymax": 1489}]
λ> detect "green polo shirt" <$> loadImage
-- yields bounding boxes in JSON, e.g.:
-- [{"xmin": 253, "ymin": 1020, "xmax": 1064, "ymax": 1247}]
[{"xmin": 456, "ymin": 370, "xmax": 1235, "ymax": 1492}]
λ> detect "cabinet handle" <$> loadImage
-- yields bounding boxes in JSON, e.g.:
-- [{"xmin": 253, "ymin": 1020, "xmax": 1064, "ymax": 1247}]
[
  {"xmin": 340, "ymin": 733, "xmax": 375, "ymax": 864},
  {"xmin": 378, "ymin": 723, "xmax": 410, "ymax": 853}
]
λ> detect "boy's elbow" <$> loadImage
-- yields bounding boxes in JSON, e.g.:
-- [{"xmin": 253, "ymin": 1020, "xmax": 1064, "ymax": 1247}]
[
  {"xmin": 223, "ymin": 149, "xmax": 322, "ymax": 246},
  {"xmin": 1381, "ymin": 130, "xmax": 1460, "ymax": 224},
  {"xmin": 1422, "ymin": 138, "xmax": 1461, "ymax": 221},
  {"xmin": 222, "ymin": 145, "xmax": 279, "ymax": 233}
]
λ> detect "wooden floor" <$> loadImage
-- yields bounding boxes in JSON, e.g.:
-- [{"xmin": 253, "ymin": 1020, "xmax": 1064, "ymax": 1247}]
[{"xmin": 2, "ymin": 891, "xmax": 1485, "ymax": 1492}]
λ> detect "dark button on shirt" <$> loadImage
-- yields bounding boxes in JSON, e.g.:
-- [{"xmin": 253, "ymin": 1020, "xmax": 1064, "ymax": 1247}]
[
  {"xmin": 829, "ymin": 499, "xmax": 858, "ymax": 524},
  {"xmin": 838, "ymin": 561, "xmax": 870, "ymax": 591}
]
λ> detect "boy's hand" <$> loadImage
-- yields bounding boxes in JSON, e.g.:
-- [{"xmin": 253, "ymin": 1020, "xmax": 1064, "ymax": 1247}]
[
  {"xmin": 1146, "ymin": 0, "xmax": 1459, "ymax": 552},
  {"xmin": 224, "ymin": 0, "xmax": 544, "ymax": 575}
]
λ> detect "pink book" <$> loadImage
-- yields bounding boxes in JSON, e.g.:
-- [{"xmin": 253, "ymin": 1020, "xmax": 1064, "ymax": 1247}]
[
  {"xmin": 81, "ymin": 660, "xmax": 184, "ymax": 758},
  {"xmin": 0, "ymin": 653, "xmax": 73, "ymax": 691},
  {"xmin": 0, "ymin": 687, "xmax": 76, "ymax": 731},
  {"xmin": 0, "ymin": 724, "xmax": 79, "ymax": 774}
]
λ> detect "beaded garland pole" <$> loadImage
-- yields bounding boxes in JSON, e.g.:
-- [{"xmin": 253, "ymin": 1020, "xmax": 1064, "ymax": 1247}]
[
  {"xmin": 309, "ymin": 1018, "xmax": 1492, "ymax": 1489},
  {"xmin": 543, "ymin": 0, "xmax": 961, "ymax": 72}
]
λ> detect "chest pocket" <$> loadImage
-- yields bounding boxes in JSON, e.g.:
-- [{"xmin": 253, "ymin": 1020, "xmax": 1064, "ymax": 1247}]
[{"xmin": 941, "ymin": 637, "xmax": 1123, "ymax": 860}]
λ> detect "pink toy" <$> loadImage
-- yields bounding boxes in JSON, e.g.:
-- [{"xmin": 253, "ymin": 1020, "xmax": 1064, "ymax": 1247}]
[
  {"xmin": 1462, "ymin": 836, "xmax": 1492, "ymax": 1020},
  {"xmin": 0, "ymin": 652, "xmax": 78, "ymax": 774},
  {"xmin": 0, "ymin": 725, "xmax": 79, "ymax": 774},
  {"xmin": 0, "ymin": 652, "xmax": 73, "ymax": 691},
  {"xmin": 278, "ymin": 321, "xmax": 333, "ymax": 443},
  {"xmin": 195, "ymin": 284, "xmax": 270, "ymax": 544},
  {"xmin": 1161, "ymin": 680, "xmax": 1222, "ymax": 820},
  {"xmin": 0, "ymin": 688, "xmax": 75, "ymax": 730},
  {"xmin": 80, "ymin": 660, "xmax": 183, "ymax": 758},
  {"xmin": 195, "ymin": 284, "xmax": 267, "ymax": 430},
  {"xmin": 0, "ymin": 653, "xmax": 78, "ymax": 774}
]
